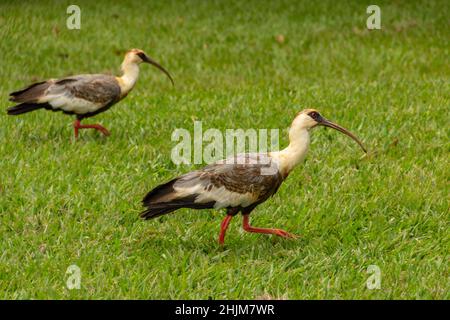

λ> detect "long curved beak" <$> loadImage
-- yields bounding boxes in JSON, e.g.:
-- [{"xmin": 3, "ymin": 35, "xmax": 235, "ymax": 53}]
[
  {"xmin": 319, "ymin": 118, "xmax": 367, "ymax": 153},
  {"xmin": 142, "ymin": 54, "xmax": 174, "ymax": 86}
]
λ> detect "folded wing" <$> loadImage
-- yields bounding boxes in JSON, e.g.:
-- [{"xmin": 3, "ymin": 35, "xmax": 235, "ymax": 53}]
[
  {"xmin": 8, "ymin": 75, "xmax": 121, "ymax": 116},
  {"xmin": 141, "ymin": 154, "xmax": 283, "ymax": 219}
]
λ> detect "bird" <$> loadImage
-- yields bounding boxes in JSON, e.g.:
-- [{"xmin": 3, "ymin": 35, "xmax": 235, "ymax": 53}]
[
  {"xmin": 140, "ymin": 109, "xmax": 367, "ymax": 245},
  {"xmin": 7, "ymin": 49, "xmax": 174, "ymax": 139}
]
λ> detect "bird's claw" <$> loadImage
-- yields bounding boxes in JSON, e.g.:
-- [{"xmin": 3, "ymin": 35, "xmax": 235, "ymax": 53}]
[
  {"xmin": 98, "ymin": 128, "xmax": 111, "ymax": 136},
  {"xmin": 274, "ymin": 229, "xmax": 300, "ymax": 239}
]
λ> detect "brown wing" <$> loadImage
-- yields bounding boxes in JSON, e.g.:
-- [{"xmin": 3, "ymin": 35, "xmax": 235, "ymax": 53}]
[
  {"xmin": 174, "ymin": 153, "xmax": 283, "ymax": 208},
  {"xmin": 141, "ymin": 154, "xmax": 283, "ymax": 219},
  {"xmin": 62, "ymin": 74, "xmax": 121, "ymax": 105},
  {"xmin": 8, "ymin": 74, "xmax": 121, "ymax": 116}
]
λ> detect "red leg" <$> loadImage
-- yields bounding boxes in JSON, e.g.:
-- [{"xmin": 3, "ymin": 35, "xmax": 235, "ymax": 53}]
[
  {"xmin": 242, "ymin": 214, "xmax": 299, "ymax": 239},
  {"xmin": 73, "ymin": 119, "xmax": 110, "ymax": 139},
  {"xmin": 74, "ymin": 120, "xmax": 79, "ymax": 139},
  {"xmin": 218, "ymin": 215, "xmax": 233, "ymax": 245}
]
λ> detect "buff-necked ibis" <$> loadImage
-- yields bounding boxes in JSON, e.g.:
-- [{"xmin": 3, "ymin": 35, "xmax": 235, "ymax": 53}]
[
  {"xmin": 141, "ymin": 109, "xmax": 367, "ymax": 245},
  {"xmin": 7, "ymin": 49, "xmax": 174, "ymax": 139}
]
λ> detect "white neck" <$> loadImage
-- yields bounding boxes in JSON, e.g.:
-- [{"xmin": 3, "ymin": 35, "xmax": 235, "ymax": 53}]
[
  {"xmin": 271, "ymin": 127, "xmax": 310, "ymax": 178},
  {"xmin": 118, "ymin": 61, "xmax": 140, "ymax": 95}
]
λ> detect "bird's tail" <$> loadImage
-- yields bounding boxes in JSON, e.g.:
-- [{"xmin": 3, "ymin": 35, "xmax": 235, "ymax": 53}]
[
  {"xmin": 9, "ymin": 81, "xmax": 50, "ymax": 103},
  {"xmin": 7, "ymin": 103, "xmax": 43, "ymax": 115},
  {"xmin": 7, "ymin": 81, "xmax": 52, "ymax": 115},
  {"xmin": 141, "ymin": 179, "xmax": 214, "ymax": 219}
]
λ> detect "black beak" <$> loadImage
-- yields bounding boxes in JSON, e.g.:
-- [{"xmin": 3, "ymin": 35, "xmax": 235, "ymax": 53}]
[
  {"xmin": 318, "ymin": 118, "xmax": 367, "ymax": 153},
  {"xmin": 139, "ymin": 53, "xmax": 174, "ymax": 86}
]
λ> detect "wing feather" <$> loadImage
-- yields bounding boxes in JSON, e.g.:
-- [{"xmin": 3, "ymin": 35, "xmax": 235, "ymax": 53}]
[
  {"xmin": 33, "ymin": 74, "xmax": 121, "ymax": 114},
  {"xmin": 173, "ymin": 154, "xmax": 283, "ymax": 209}
]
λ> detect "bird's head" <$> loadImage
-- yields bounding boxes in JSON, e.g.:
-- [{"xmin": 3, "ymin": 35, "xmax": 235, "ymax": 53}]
[
  {"xmin": 124, "ymin": 48, "xmax": 174, "ymax": 85},
  {"xmin": 291, "ymin": 109, "xmax": 367, "ymax": 153}
]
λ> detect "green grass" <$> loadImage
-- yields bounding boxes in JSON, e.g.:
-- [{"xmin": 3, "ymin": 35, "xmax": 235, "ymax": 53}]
[{"xmin": 0, "ymin": 0, "xmax": 448, "ymax": 299}]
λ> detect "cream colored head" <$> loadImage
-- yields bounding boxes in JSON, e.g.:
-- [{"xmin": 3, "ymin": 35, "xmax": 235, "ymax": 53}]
[
  {"xmin": 122, "ymin": 48, "xmax": 174, "ymax": 85},
  {"xmin": 290, "ymin": 109, "xmax": 367, "ymax": 153},
  {"xmin": 290, "ymin": 109, "xmax": 322, "ymax": 131},
  {"xmin": 123, "ymin": 48, "xmax": 148, "ymax": 64}
]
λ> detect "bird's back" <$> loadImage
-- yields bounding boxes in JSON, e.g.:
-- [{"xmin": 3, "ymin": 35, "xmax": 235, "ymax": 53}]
[{"xmin": 49, "ymin": 74, "xmax": 120, "ymax": 104}]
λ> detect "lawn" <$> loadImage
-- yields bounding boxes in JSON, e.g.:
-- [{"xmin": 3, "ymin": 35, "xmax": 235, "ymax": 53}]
[{"xmin": 0, "ymin": 0, "xmax": 448, "ymax": 299}]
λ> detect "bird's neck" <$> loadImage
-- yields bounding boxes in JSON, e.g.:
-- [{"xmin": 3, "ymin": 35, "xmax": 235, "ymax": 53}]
[
  {"xmin": 271, "ymin": 127, "xmax": 310, "ymax": 178},
  {"xmin": 118, "ymin": 62, "xmax": 140, "ymax": 95}
]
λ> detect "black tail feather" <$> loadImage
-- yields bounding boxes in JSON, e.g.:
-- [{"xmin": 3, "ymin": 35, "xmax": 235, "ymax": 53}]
[
  {"xmin": 140, "ymin": 202, "xmax": 188, "ymax": 220},
  {"xmin": 7, "ymin": 103, "xmax": 43, "ymax": 115},
  {"xmin": 141, "ymin": 196, "xmax": 215, "ymax": 220},
  {"xmin": 141, "ymin": 179, "xmax": 215, "ymax": 220}
]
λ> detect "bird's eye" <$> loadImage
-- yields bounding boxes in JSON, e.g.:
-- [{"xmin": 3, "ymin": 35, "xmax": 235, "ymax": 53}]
[{"xmin": 307, "ymin": 111, "xmax": 324, "ymax": 122}]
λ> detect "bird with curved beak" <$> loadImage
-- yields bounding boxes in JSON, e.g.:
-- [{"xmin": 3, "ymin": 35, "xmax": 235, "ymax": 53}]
[
  {"xmin": 141, "ymin": 109, "xmax": 367, "ymax": 245},
  {"xmin": 7, "ymin": 49, "xmax": 174, "ymax": 139}
]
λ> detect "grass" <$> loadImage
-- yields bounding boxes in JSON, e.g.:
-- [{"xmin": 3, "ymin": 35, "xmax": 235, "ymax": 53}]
[{"xmin": 0, "ymin": 0, "xmax": 448, "ymax": 299}]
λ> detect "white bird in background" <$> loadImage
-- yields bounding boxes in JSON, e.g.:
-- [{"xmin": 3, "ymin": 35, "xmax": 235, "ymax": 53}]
[
  {"xmin": 141, "ymin": 109, "xmax": 367, "ymax": 245},
  {"xmin": 7, "ymin": 49, "xmax": 174, "ymax": 139}
]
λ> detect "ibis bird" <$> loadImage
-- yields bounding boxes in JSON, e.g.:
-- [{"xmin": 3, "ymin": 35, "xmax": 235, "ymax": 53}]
[
  {"xmin": 7, "ymin": 49, "xmax": 174, "ymax": 138},
  {"xmin": 141, "ymin": 109, "xmax": 367, "ymax": 245}
]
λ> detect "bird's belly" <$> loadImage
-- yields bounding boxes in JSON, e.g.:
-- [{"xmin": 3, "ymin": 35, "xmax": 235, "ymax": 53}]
[
  {"xmin": 191, "ymin": 186, "xmax": 257, "ymax": 209},
  {"xmin": 48, "ymin": 96, "xmax": 102, "ymax": 114}
]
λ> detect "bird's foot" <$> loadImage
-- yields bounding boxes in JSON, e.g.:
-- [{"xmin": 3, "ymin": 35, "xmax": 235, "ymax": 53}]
[
  {"xmin": 89, "ymin": 124, "xmax": 111, "ymax": 136},
  {"xmin": 244, "ymin": 226, "xmax": 299, "ymax": 239},
  {"xmin": 73, "ymin": 120, "xmax": 110, "ymax": 138},
  {"xmin": 271, "ymin": 228, "xmax": 300, "ymax": 239},
  {"xmin": 242, "ymin": 214, "xmax": 299, "ymax": 240}
]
